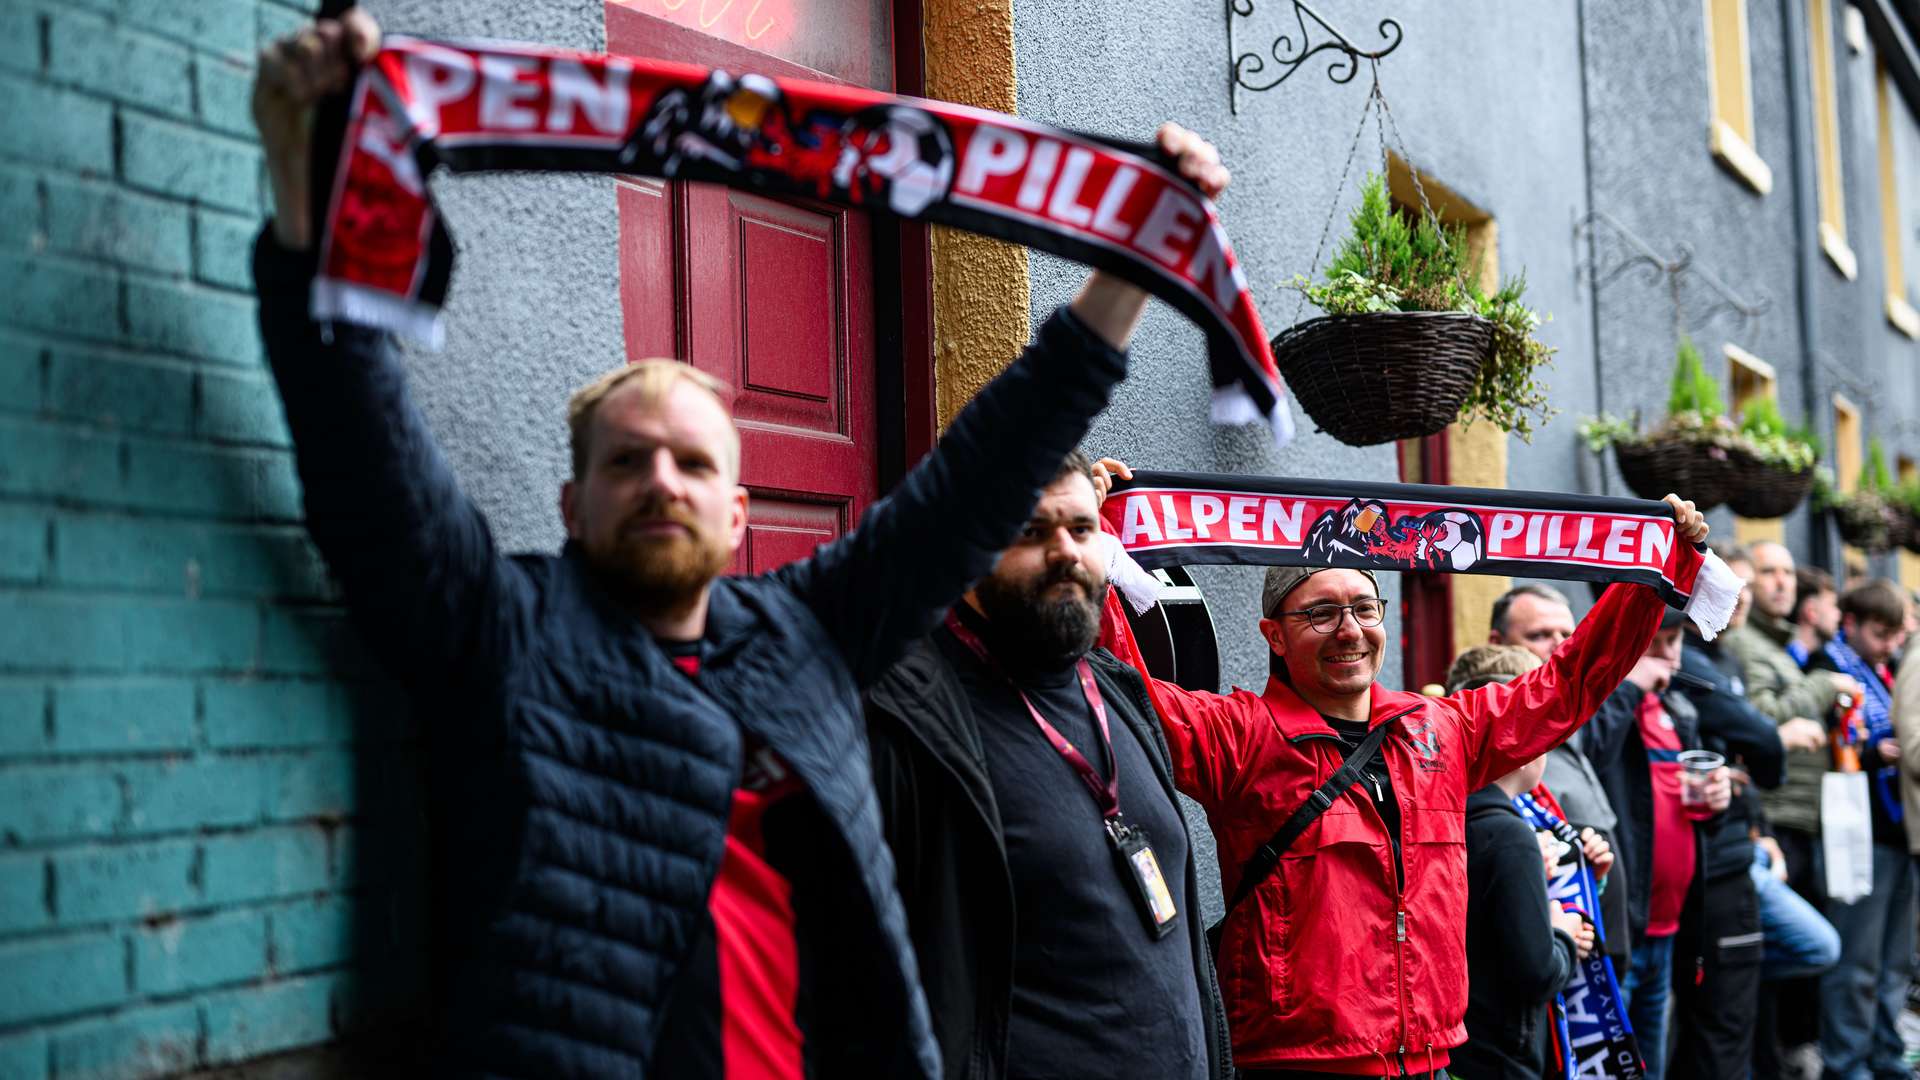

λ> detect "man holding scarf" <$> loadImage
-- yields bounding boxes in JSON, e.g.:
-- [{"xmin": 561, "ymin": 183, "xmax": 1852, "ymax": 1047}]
[
  {"xmin": 866, "ymin": 451, "xmax": 1232, "ymax": 1080},
  {"xmin": 250, "ymin": 11, "xmax": 1232, "ymax": 1077},
  {"xmin": 1089, "ymin": 459, "xmax": 1711, "ymax": 1078},
  {"xmin": 1807, "ymin": 579, "xmax": 1914, "ymax": 1080}
]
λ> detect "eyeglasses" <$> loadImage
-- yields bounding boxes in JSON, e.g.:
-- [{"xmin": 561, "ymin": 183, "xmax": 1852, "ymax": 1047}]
[{"xmin": 1273, "ymin": 598, "xmax": 1387, "ymax": 634}]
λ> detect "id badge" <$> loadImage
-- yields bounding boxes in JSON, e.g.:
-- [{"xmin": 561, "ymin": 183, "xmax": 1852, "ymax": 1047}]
[{"xmin": 1108, "ymin": 819, "xmax": 1179, "ymax": 938}]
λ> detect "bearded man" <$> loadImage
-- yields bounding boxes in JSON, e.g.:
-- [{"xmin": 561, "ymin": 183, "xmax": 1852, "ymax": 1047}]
[
  {"xmin": 866, "ymin": 451, "xmax": 1232, "ymax": 1080},
  {"xmin": 249, "ymin": 10, "xmax": 1233, "ymax": 1077}
]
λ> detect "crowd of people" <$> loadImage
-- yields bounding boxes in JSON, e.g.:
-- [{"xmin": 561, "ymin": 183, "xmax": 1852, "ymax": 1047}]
[
  {"xmin": 251, "ymin": 10, "xmax": 1920, "ymax": 1079},
  {"xmin": 1469, "ymin": 545, "xmax": 1920, "ymax": 1080}
]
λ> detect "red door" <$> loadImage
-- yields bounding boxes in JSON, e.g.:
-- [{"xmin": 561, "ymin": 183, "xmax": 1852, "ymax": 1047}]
[{"xmin": 607, "ymin": 2, "xmax": 899, "ymax": 574}]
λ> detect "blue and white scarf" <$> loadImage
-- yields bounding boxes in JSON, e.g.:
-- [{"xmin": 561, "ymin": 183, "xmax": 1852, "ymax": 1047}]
[
  {"xmin": 1513, "ymin": 793, "xmax": 1646, "ymax": 1080},
  {"xmin": 1820, "ymin": 631, "xmax": 1901, "ymax": 823}
]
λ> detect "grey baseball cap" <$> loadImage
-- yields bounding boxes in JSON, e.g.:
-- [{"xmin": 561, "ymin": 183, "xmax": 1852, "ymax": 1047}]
[{"xmin": 1261, "ymin": 565, "xmax": 1382, "ymax": 618}]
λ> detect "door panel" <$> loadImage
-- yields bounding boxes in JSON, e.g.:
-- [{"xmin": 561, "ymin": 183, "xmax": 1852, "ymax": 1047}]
[{"xmin": 608, "ymin": 3, "xmax": 882, "ymax": 573}]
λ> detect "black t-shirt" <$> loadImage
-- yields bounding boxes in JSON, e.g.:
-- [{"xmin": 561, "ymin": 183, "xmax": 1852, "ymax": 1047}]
[
  {"xmin": 1326, "ymin": 717, "xmax": 1404, "ymax": 891},
  {"xmin": 936, "ymin": 627, "xmax": 1207, "ymax": 1080}
]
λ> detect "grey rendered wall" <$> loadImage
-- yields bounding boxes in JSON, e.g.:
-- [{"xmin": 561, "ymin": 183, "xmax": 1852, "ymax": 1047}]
[
  {"xmin": 1013, "ymin": 0, "xmax": 1597, "ymax": 689},
  {"xmin": 359, "ymin": 0, "xmax": 624, "ymax": 555},
  {"xmin": 1580, "ymin": 0, "xmax": 1813, "ymax": 551},
  {"xmin": 1583, "ymin": 0, "xmax": 1920, "ymax": 582},
  {"xmin": 1013, "ymin": 0, "xmax": 1597, "ymax": 917}
]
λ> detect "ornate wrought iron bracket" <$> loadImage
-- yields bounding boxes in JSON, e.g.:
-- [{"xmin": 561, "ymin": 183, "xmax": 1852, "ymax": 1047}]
[
  {"xmin": 1226, "ymin": 0, "xmax": 1403, "ymax": 114},
  {"xmin": 1574, "ymin": 210, "xmax": 1771, "ymax": 337}
]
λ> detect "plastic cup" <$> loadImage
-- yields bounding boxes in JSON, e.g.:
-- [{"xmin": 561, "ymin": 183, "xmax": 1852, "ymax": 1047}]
[{"xmin": 1678, "ymin": 749, "xmax": 1725, "ymax": 821}]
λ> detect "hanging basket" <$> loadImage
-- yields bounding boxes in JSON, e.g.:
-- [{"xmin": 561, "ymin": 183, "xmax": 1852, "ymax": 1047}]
[
  {"xmin": 1612, "ymin": 436, "xmax": 1735, "ymax": 512},
  {"xmin": 1269, "ymin": 311, "xmax": 1493, "ymax": 446},
  {"xmin": 1832, "ymin": 496, "xmax": 1896, "ymax": 552},
  {"xmin": 1897, "ymin": 507, "xmax": 1920, "ymax": 555},
  {"xmin": 1723, "ymin": 451, "xmax": 1816, "ymax": 519}
]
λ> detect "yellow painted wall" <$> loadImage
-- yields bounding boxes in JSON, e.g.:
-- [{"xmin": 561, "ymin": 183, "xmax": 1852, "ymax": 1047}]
[
  {"xmin": 923, "ymin": 0, "xmax": 1030, "ymax": 426},
  {"xmin": 1385, "ymin": 156, "xmax": 1512, "ymax": 650}
]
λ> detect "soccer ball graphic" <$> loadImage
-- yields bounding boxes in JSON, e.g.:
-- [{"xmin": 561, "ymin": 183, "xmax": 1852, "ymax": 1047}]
[
  {"xmin": 1420, "ymin": 511, "xmax": 1484, "ymax": 572},
  {"xmin": 834, "ymin": 105, "xmax": 955, "ymax": 216}
]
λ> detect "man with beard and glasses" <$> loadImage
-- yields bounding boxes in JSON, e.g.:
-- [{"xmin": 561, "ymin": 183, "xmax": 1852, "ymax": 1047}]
[
  {"xmin": 865, "ymin": 451, "xmax": 1232, "ymax": 1080},
  {"xmin": 1081, "ymin": 459, "xmax": 1710, "ymax": 1079},
  {"xmin": 247, "ymin": 10, "xmax": 1233, "ymax": 1077}
]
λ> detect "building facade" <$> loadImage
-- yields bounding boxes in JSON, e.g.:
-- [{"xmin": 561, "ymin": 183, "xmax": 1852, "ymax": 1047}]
[{"xmin": 1, "ymin": 0, "xmax": 1918, "ymax": 1074}]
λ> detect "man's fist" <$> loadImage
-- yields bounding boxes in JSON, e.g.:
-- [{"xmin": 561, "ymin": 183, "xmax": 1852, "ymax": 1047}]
[
  {"xmin": 1579, "ymin": 827, "xmax": 1615, "ymax": 882},
  {"xmin": 1550, "ymin": 901, "xmax": 1596, "ymax": 959},
  {"xmin": 1091, "ymin": 457, "xmax": 1132, "ymax": 505},
  {"xmin": 1663, "ymin": 494, "xmax": 1708, "ymax": 544},
  {"xmin": 253, "ymin": 7, "xmax": 382, "ymax": 249},
  {"xmin": 1626, "ymin": 654, "xmax": 1674, "ymax": 695},
  {"xmin": 1156, "ymin": 124, "xmax": 1230, "ymax": 200},
  {"xmin": 1778, "ymin": 717, "xmax": 1828, "ymax": 753}
]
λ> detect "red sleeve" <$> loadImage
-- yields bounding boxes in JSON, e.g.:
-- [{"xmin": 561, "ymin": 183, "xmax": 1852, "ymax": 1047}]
[
  {"xmin": 1145, "ymin": 678, "xmax": 1265, "ymax": 810},
  {"xmin": 1453, "ymin": 583, "xmax": 1667, "ymax": 791}
]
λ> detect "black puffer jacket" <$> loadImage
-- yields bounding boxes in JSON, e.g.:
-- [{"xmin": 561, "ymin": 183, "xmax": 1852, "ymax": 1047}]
[
  {"xmin": 865, "ymin": 640, "xmax": 1233, "ymax": 1080},
  {"xmin": 255, "ymin": 229, "xmax": 1130, "ymax": 1078}
]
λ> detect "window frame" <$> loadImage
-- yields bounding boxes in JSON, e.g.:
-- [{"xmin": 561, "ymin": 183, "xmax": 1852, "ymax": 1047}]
[
  {"xmin": 1808, "ymin": 0, "xmax": 1858, "ymax": 278},
  {"xmin": 1875, "ymin": 59, "xmax": 1920, "ymax": 337},
  {"xmin": 1704, "ymin": 0, "xmax": 1774, "ymax": 193}
]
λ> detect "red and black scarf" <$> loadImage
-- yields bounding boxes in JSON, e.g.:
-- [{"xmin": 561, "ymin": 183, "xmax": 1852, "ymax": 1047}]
[
  {"xmin": 1099, "ymin": 470, "xmax": 1742, "ymax": 637},
  {"xmin": 311, "ymin": 37, "xmax": 1291, "ymax": 444}
]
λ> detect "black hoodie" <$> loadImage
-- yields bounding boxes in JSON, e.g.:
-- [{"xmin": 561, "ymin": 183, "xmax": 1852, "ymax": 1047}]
[{"xmin": 1454, "ymin": 784, "xmax": 1579, "ymax": 1080}]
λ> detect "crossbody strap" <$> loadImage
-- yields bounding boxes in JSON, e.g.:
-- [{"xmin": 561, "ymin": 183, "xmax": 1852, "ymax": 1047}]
[{"xmin": 1220, "ymin": 715, "xmax": 1396, "ymax": 917}]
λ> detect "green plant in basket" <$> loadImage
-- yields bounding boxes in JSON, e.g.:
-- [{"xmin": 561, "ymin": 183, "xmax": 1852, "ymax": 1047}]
[
  {"xmin": 1734, "ymin": 396, "xmax": 1819, "ymax": 472},
  {"xmin": 1291, "ymin": 173, "xmax": 1557, "ymax": 440}
]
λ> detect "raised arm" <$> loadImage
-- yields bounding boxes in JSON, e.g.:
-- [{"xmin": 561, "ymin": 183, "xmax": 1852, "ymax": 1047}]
[
  {"xmin": 252, "ymin": 10, "xmax": 525, "ymax": 678},
  {"xmin": 1452, "ymin": 496, "xmax": 1707, "ymax": 788},
  {"xmin": 1455, "ymin": 582, "xmax": 1670, "ymax": 790},
  {"xmin": 780, "ymin": 126, "xmax": 1230, "ymax": 686}
]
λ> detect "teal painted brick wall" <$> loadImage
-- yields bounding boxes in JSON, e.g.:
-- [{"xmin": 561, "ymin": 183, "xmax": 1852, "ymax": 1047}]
[{"xmin": 0, "ymin": 3, "xmax": 422, "ymax": 1077}]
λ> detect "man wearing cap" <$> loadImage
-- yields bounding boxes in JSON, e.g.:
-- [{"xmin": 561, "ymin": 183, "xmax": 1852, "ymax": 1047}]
[{"xmin": 1089, "ymin": 461, "xmax": 1708, "ymax": 1078}]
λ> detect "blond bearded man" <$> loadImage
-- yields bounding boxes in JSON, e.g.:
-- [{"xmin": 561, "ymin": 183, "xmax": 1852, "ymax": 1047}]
[{"xmin": 250, "ymin": 9, "xmax": 1230, "ymax": 1077}]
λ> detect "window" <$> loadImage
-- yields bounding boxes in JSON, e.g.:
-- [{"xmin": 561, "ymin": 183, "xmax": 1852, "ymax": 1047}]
[
  {"xmin": 1809, "ymin": 0, "xmax": 1857, "ymax": 277},
  {"xmin": 1834, "ymin": 393, "xmax": 1862, "ymax": 493},
  {"xmin": 1875, "ymin": 61, "xmax": 1920, "ymax": 336},
  {"xmin": 1728, "ymin": 345, "xmax": 1784, "ymax": 545},
  {"xmin": 1901, "ymin": 457, "xmax": 1920, "ymax": 590},
  {"xmin": 1385, "ymin": 154, "xmax": 1506, "ymax": 690},
  {"xmin": 1705, "ymin": 0, "xmax": 1773, "ymax": 193}
]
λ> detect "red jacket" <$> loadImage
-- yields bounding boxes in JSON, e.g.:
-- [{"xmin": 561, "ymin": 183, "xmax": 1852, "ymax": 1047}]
[{"xmin": 1150, "ymin": 583, "xmax": 1665, "ymax": 1075}]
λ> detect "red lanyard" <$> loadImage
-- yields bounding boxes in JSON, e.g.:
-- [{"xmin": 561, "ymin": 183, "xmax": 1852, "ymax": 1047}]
[{"xmin": 943, "ymin": 609, "xmax": 1120, "ymax": 820}]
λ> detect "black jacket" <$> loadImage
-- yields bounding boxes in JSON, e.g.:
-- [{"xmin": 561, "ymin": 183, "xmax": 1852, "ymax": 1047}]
[
  {"xmin": 865, "ymin": 639, "xmax": 1233, "ymax": 1080},
  {"xmin": 1586, "ymin": 679, "xmax": 1707, "ymax": 941},
  {"xmin": 255, "ymin": 229, "xmax": 1130, "ymax": 1078},
  {"xmin": 1454, "ymin": 786, "xmax": 1578, "ymax": 1080},
  {"xmin": 1674, "ymin": 639, "xmax": 1785, "ymax": 880}
]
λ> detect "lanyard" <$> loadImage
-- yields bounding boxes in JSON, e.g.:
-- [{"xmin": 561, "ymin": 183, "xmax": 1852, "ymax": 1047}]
[{"xmin": 943, "ymin": 609, "xmax": 1120, "ymax": 821}]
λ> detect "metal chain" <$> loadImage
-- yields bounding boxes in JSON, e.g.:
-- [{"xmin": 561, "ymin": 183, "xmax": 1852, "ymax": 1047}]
[
  {"xmin": 1373, "ymin": 71, "xmax": 1474, "ymax": 298},
  {"xmin": 1293, "ymin": 72, "xmax": 1380, "ymax": 324}
]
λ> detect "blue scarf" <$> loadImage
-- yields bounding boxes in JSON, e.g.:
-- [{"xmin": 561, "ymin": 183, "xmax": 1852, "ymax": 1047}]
[
  {"xmin": 1513, "ymin": 794, "xmax": 1646, "ymax": 1080},
  {"xmin": 1820, "ymin": 631, "xmax": 1901, "ymax": 823}
]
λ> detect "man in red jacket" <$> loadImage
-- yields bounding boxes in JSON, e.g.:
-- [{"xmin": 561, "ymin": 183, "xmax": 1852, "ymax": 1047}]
[{"xmin": 1092, "ymin": 462, "xmax": 1709, "ymax": 1077}]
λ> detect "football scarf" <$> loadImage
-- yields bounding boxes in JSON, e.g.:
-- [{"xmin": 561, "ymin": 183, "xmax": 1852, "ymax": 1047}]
[
  {"xmin": 311, "ymin": 36, "xmax": 1292, "ymax": 443},
  {"xmin": 1099, "ymin": 470, "xmax": 1742, "ymax": 639},
  {"xmin": 1820, "ymin": 632, "xmax": 1902, "ymax": 823},
  {"xmin": 1514, "ymin": 793, "xmax": 1646, "ymax": 1080}
]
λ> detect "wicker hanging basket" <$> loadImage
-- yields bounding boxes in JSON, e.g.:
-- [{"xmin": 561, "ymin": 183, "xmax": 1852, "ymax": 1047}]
[
  {"xmin": 1897, "ymin": 508, "xmax": 1920, "ymax": 555},
  {"xmin": 1723, "ymin": 451, "xmax": 1816, "ymax": 519},
  {"xmin": 1269, "ymin": 311, "xmax": 1494, "ymax": 447},
  {"xmin": 1613, "ymin": 436, "xmax": 1735, "ymax": 512},
  {"xmin": 1833, "ymin": 497, "xmax": 1896, "ymax": 552}
]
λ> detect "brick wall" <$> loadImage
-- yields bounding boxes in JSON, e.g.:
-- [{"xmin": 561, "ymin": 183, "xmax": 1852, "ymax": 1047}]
[{"xmin": 0, "ymin": 3, "xmax": 424, "ymax": 1077}]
